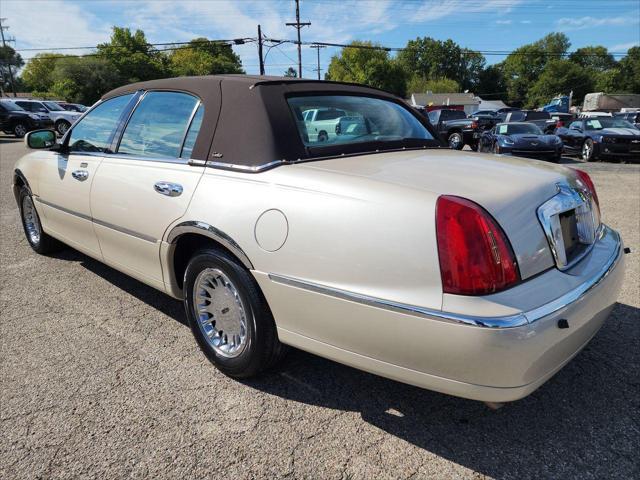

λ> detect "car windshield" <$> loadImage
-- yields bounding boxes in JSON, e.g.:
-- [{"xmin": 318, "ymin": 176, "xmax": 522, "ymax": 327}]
[
  {"xmin": 1, "ymin": 101, "xmax": 25, "ymax": 111},
  {"xmin": 288, "ymin": 95, "xmax": 434, "ymax": 148},
  {"xmin": 585, "ymin": 118, "xmax": 635, "ymax": 130},
  {"xmin": 496, "ymin": 123, "xmax": 543, "ymax": 135},
  {"xmin": 43, "ymin": 101, "xmax": 65, "ymax": 111}
]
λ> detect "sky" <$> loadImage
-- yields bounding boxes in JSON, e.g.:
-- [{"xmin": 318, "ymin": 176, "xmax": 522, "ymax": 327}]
[{"xmin": 2, "ymin": 0, "xmax": 639, "ymax": 77}]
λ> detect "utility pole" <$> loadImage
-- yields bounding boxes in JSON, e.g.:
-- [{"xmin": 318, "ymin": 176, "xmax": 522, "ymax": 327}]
[
  {"xmin": 286, "ymin": 0, "xmax": 310, "ymax": 78},
  {"xmin": 257, "ymin": 24, "xmax": 265, "ymax": 75},
  {"xmin": 310, "ymin": 44, "xmax": 326, "ymax": 80},
  {"xmin": 0, "ymin": 18, "xmax": 17, "ymax": 97}
]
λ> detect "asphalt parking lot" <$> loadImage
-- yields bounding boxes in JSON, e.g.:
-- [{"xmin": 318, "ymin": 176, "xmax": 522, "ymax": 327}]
[{"xmin": 1, "ymin": 136, "xmax": 638, "ymax": 480}]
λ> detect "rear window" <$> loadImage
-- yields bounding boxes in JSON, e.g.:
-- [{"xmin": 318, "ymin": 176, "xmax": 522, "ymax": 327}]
[
  {"xmin": 439, "ymin": 110, "xmax": 467, "ymax": 121},
  {"xmin": 525, "ymin": 111, "xmax": 551, "ymax": 120},
  {"xmin": 287, "ymin": 95, "xmax": 433, "ymax": 147}
]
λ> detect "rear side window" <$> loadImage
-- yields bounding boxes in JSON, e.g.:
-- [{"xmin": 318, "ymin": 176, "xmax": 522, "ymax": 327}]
[
  {"xmin": 180, "ymin": 104, "xmax": 204, "ymax": 159},
  {"xmin": 288, "ymin": 95, "xmax": 433, "ymax": 147},
  {"xmin": 118, "ymin": 91, "xmax": 200, "ymax": 159},
  {"xmin": 68, "ymin": 94, "xmax": 134, "ymax": 153}
]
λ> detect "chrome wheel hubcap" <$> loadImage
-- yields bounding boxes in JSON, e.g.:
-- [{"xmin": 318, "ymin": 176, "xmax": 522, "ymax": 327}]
[
  {"xmin": 15, "ymin": 124, "xmax": 26, "ymax": 136},
  {"xmin": 583, "ymin": 143, "xmax": 591, "ymax": 159},
  {"xmin": 58, "ymin": 122, "xmax": 68, "ymax": 134},
  {"xmin": 22, "ymin": 196, "xmax": 41, "ymax": 244},
  {"xmin": 449, "ymin": 135, "xmax": 461, "ymax": 148},
  {"xmin": 193, "ymin": 268, "xmax": 248, "ymax": 358}
]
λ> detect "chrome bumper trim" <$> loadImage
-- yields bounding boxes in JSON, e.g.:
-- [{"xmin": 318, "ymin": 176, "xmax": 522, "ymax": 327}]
[{"xmin": 268, "ymin": 226, "xmax": 622, "ymax": 329}]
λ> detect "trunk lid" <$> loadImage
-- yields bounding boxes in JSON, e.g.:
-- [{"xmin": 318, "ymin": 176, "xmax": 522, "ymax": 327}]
[{"xmin": 299, "ymin": 149, "xmax": 571, "ymax": 279}]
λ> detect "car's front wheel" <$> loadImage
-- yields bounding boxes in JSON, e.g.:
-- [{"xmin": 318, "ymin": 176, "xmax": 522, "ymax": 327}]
[
  {"xmin": 13, "ymin": 122, "xmax": 27, "ymax": 138},
  {"xmin": 19, "ymin": 187, "xmax": 62, "ymax": 254},
  {"xmin": 582, "ymin": 139, "xmax": 597, "ymax": 162},
  {"xmin": 183, "ymin": 248, "xmax": 287, "ymax": 378},
  {"xmin": 447, "ymin": 132, "xmax": 464, "ymax": 150},
  {"xmin": 55, "ymin": 120, "xmax": 71, "ymax": 136}
]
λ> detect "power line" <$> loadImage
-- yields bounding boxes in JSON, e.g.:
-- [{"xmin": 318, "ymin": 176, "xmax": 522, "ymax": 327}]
[
  {"xmin": 285, "ymin": 0, "xmax": 311, "ymax": 78},
  {"xmin": 310, "ymin": 44, "xmax": 326, "ymax": 80}
]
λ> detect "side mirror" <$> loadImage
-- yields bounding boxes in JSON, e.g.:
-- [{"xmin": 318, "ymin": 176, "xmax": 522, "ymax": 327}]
[{"xmin": 25, "ymin": 129, "xmax": 57, "ymax": 149}]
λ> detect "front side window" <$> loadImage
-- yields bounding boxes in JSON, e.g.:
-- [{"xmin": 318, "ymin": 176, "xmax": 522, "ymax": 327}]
[
  {"xmin": 118, "ymin": 91, "xmax": 200, "ymax": 159},
  {"xmin": 288, "ymin": 95, "xmax": 433, "ymax": 147},
  {"xmin": 68, "ymin": 94, "xmax": 134, "ymax": 153},
  {"xmin": 43, "ymin": 101, "xmax": 65, "ymax": 111}
]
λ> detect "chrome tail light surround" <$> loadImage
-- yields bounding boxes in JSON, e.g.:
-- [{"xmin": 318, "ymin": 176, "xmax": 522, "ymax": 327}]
[{"xmin": 537, "ymin": 183, "xmax": 602, "ymax": 271}]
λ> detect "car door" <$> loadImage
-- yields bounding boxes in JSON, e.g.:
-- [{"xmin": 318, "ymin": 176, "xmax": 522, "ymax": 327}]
[
  {"xmin": 90, "ymin": 91, "xmax": 206, "ymax": 290},
  {"xmin": 561, "ymin": 121, "xmax": 585, "ymax": 152},
  {"xmin": 35, "ymin": 93, "xmax": 135, "ymax": 258}
]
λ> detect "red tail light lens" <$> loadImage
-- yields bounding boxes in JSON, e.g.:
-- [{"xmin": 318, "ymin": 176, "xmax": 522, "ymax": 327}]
[
  {"xmin": 556, "ymin": 120, "xmax": 564, "ymax": 129},
  {"xmin": 471, "ymin": 120, "xmax": 478, "ymax": 129},
  {"xmin": 436, "ymin": 195, "xmax": 520, "ymax": 295},
  {"xmin": 574, "ymin": 169, "xmax": 599, "ymax": 207}
]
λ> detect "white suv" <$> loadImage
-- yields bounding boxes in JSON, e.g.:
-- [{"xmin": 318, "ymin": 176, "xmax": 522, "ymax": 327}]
[{"xmin": 14, "ymin": 99, "xmax": 82, "ymax": 136}]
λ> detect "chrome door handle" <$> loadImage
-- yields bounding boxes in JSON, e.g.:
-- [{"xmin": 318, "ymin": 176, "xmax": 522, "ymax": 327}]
[
  {"xmin": 72, "ymin": 170, "xmax": 89, "ymax": 181},
  {"xmin": 154, "ymin": 181, "xmax": 183, "ymax": 197}
]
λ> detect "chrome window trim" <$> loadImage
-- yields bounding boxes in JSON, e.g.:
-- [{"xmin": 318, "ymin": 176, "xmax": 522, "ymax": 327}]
[
  {"xmin": 179, "ymin": 101, "xmax": 202, "ymax": 159},
  {"xmin": 268, "ymin": 226, "xmax": 621, "ymax": 329},
  {"xmin": 34, "ymin": 197, "xmax": 157, "ymax": 243},
  {"xmin": 206, "ymin": 160, "xmax": 288, "ymax": 173},
  {"xmin": 166, "ymin": 221, "xmax": 254, "ymax": 270}
]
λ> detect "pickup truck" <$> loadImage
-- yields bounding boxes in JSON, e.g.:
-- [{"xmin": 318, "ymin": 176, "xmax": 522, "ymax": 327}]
[
  {"xmin": 426, "ymin": 109, "xmax": 494, "ymax": 150},
  {"xmin": 301, "ymin": 107, "xmax": 367, "ymax": 143}
]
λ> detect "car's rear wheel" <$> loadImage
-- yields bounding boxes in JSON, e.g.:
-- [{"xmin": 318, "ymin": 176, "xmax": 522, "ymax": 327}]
[
  {"xmin": 317, "ymin": 131, "xmax": 328, "ymax": 142},
  {"xmin": 13, "ymin": 122, "xmax": 27, "ymax": 138},
  {"xmin": 55, "ymin": 120, "xmax": 71, "ymax": 136},
  {"xmin": 183, "ymin": 248, "xmax": 287, "ymax": 378},
  {"xmin": 582, "ymin": 139, "xmax": 597, "ymax": 162},
  {"xmin": 19, "ymin": 187, "xmax": 62, "ymax": 254},
  {"xmin": 447, "ymin": 132, "xmax": 464, "ymax": 150},
  {"xmin": 470, "ymin": 142, "xmax": 479, "ymax": 152}
]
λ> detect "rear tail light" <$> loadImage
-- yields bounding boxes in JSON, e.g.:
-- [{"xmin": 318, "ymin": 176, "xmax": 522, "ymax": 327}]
[
  {"xmin": 574, "ymin": 169, "xmax": 599, "ymax": 207},
  {"xmin": 556, "ymin": 120, "xmax": 564, "ymax": 129},
  {"xmin": 436, "ymin": 195, "xmax": 520, "ymax": 295},
  {"xmin": 471, "ymin": 120, "xmax": 478, "ymax": 129}
]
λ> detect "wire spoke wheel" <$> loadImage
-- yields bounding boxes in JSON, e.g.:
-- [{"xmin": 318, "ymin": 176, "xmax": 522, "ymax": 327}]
[
  {"xmin": 193, "ymin": 268, "xmax": 248, "ymax": 358},
  {"xmin": 21, "ymin": 196, "xmax": 41, "ymax": 245}
]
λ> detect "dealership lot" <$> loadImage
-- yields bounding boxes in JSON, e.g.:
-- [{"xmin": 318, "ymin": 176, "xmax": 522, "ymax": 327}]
[{"xmin": 1, "ymin": 137, "xmax": 638, "ymax": 479}]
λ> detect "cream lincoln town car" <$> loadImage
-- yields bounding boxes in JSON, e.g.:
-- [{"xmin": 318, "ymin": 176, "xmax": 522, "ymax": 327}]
[{"xmin": 13, "ymin": 76, "xmax": 626, "ymax": 405}]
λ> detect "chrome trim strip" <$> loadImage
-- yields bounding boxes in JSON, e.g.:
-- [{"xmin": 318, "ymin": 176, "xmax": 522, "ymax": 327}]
[
  {"xmin": 268, "ymin": 226, "xmax": 622, "ymax": 329},
  {"xmin": 35, "ymin": 197, "xmax": 157, "ymax": 243},
  {"xmin": 206, "ymin": 160, "xmax": 287, "ymax": 173},
  {"xmin": 267, "ymin": 274, "xmax": 528, "ymax": 328},
  {"xmin": 166, "ymin": 221, "xmax": 254, "ymax": 269},
  {"xmin": 179, "ymin": 100, "xmax": 201, "ymax": 158}
]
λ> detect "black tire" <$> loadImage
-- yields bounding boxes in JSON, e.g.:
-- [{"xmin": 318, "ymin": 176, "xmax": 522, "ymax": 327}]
[
  {"xmin": 447, "ymin": 132, "xmax": 464, "ymax": 150},
  {"xmin": 318, "ymin": 131, "xmax": 328, "ymax": 142},
  {"xmin": 13, "ymin": 122, "xmax": 27, "ymax": 138},
  {"xmin": 492, "ymin": 142, "xmax": 500, "ymax": 154},
  {"xmin": 183, "ymin": 248, "xmax": 287, "ymax": 378},
  {"xmin": 582, "ymin": 138, "xmax": 597, "ymax": 162},
  {"xmin": 18, "ymin": 187, "xmax": 63, "ymax": 254},
  {"xmin": 470, "ymin": 142, "xmax": 479, "ymax": 152},
  {"xmin": 55, "ymin": 120, "xmax": 71, "ymax": 136}
]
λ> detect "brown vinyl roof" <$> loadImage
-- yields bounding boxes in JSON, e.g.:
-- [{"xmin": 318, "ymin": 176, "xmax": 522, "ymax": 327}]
[{"xmin": 101, "ymin": 75, "xmax": 434, "ymax": 171}]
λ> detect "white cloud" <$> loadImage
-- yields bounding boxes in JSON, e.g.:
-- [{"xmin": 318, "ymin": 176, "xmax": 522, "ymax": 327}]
[
  {"xmin": 2, "ymin": 0, "xmax": 111, "ymax": 57},
  {"xmin": 520, "ymin": 20, "xmax": 532, "ymax": 24},
  {"xmin": 609, "ymin": 41, "xmax": 639, "ymax": 52},
  {"xmin": 412, "ymin": 0, "xmax": 523, "ymax": 23},
  {"xmin": 556, "ymin": 15, "xmax": 637, "ymax": 30},
  {"xmin": 496, "ymin": 20, "xmax": 512, "ymax": 25}
]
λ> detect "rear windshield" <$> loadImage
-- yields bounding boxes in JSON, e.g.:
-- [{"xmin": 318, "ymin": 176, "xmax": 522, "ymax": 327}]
[
  {"xmin": 524, "ymin": 111, "xmax": 551, "ymax": 120},
  {"xmin": 288, "ymin": 95, "xmax": 433, "ymax": 148},
  {"xmin": 439, "ymin": 110, "xmax": 467, "ymax": 120}
]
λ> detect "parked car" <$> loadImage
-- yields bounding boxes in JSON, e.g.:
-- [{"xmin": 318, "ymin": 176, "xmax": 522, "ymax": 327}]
[
  {"xmin": 301, "ymin": 107, "xmax": 366, "ymax": 142},
  {"xmin": 427, "ymin": 108, "xmax": 493, "ymax": 150},
  {"xmin": 0, "ymin": 99, "xmax": 53, "ymax": 137},
  {"xmin": 502, "ymin": 110, "xmax": 557, "ymax": 133},
  {"xmin": 56, "ymin": 101, "xmax": 88, "ymax": 113},
  {"xmin": 549, "ymin": 112, "xmax": 576, "ymax": 129},
  {"xmin": 613, "ymin": 111, "xmax": 640, "ymax": 129},
  {"xmin": 478, "ymin": 122, "xmax": 563, "ymax": 161},
  {"xmin": 556, "ymin": 117, "xmax": 640, "ymax": 161},
  {"xmin": 13, "ymin": 76, "xmax": 625, "ymax": 405},
  {"xmin": 13, "ymin": 99, "xmax": 82, "ymax": 136}
]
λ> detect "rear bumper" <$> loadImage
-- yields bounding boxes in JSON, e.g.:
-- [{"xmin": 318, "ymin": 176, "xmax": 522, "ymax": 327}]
[{"xmin": 257, "ymin": 226, "xmax": 625, "ymax": 402}]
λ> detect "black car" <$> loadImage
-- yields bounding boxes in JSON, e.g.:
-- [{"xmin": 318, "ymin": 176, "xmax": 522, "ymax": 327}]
[
  {"xmin": 426, "ymin": 108, "xmax": 494, "ymax": 150},
  {"xmin": 0, "ymin": 100, "xmax": 54, "ymax": 138},
  {"xmin": 556, "ymin": 117, "xmax": 640, "ymax": 161},
  {"xmin": 478, "ymin": 122, "xmax": 563, "ymax": 161}
]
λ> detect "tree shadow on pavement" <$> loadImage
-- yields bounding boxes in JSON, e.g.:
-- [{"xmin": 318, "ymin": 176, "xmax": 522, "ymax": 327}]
[{"xmin": 63, "ymin": 246, "xmax": 638, "ymax": 479}]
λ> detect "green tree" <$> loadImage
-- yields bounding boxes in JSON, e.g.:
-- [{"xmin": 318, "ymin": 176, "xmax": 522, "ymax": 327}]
[
  {"xmin": 475, "ymin": 64, "xmax": 507, "ymax": 100},
  {"xmin": 50, "ymin": 56, "xmax": 122, "ymax": 104},
  {"xmin": 569, "ymin": 46, "xmax": 617, "ymax": 72},
  {"xmin": 168, "ymin": 38, "xmax": 243, "ymax": 76},
  {"xmin": 97, "ymin": 27, "xmax": 166, "ymax": 83},
  {"xmin": 502, "ymin": 33, "xmax": 571, "ymax": 103},
  {"xmin": 20, "ymin": 53, "xmax": 63, "ymax": 92},
  {"xmin": 526, "ymin": 59, "xmax": 594, "ymax": 108},
  {"xmin": 283, "ymin": 67, "xmax": 297, "ymax": 77},
  {"xmin": 615, "ymin": 46, "xmax": 640, "ymax": 93},
  {"xmin": 326, "ymin": 41, "xmax": 407, "ymax": 97},
  {"xmin": 1, "ymin": 45, "xmax": 24, "ymax": 93},
  {"xmin": 407, "ymin": 76, "xmax": 460, "ymax": 94}
]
